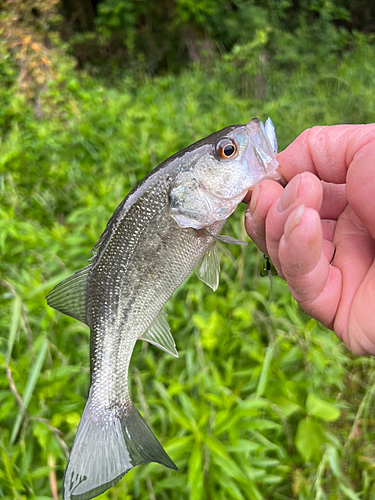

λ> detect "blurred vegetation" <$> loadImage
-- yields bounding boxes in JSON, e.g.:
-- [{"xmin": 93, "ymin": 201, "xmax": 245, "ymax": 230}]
[{"xmin": 1, "ymin": 0, "xmax": 375, "ymax": 499}]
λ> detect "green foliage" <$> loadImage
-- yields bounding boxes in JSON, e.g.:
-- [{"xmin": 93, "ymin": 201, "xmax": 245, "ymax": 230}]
[
  {"xmin": 1, "ymin": 17, "xmax": 375, "ymax": 500},
  {"xmin": 61, "ymin": 0, "xmax": 375, "ymax": 75}
]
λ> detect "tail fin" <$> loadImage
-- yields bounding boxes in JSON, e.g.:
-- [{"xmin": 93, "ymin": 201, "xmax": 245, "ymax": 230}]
[{"xmin": 63, "ymin": 391, "xmax": 178, "ymax": 500}]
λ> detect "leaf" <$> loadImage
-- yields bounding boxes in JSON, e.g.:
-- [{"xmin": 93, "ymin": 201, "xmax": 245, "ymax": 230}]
[
  {"xmin": 223, "ymin": 480, "xmax": 245, "ymax": 500},
  {"xmin": 306, "ymin": 393, "xmax": 341, "ymax": 422},
  {"xmin": 188, "ymin": 443, "xmax": 203, "ymax": 500},
  {"xmin": 327, "ymin": 444, "xmax": 341, "ymax": 479},
  {"xmin": 295, "ymin": 418, "xmax": 326, "ymax": 462},
  {"xmin": 339, "ymin": 484, "xmax": 362, "ymax": 500},
  {"xmin": 32, "ymin": 421, "xmax": 50, "ymax": 450},
  {"xmin": 256, "ymin": 341, "xmax": 275, "ymax": 398},
  {"xmin": 206, "ymin": 436, "xmax": 248, "ymax": 483},
  {"xmin": 226, "ymin": 439, "xmax": 260, "ymax": 454},
  {"xmin": 10, "ymin": 340, "xmax": 48, "ymax": 444},
  {"xmin": 165, "ymin": 436, "xmax": 193, "ymax": 456},
  {"xmin": 6, "ymin": 295, "xmax": 21, "ymax": 364},
  {"xmin": 205, "ymin": 435, "xmax": 231, "ymax": 461}
]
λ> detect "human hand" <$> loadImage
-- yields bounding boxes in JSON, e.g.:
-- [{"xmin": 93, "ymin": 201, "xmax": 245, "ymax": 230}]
[{"xmin": 245, "ymin": 124, "xmax": 375, "ymax": 355}]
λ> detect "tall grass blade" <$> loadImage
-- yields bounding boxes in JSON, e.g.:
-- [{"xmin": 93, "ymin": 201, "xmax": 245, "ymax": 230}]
[
  {"xmin": 339, "ymin": 484, "xmax": 361, "ymax": 500},
  {"xmin": 6, "ymin": 295, "xmax": 21, "ymax": 365},
  {"xmin": 10, "ymin": 340, "xmax": 48, "ymax": 444},
  {"xmin": 256, "ymin": 341, "xmax": 275, "ymax": 398}
]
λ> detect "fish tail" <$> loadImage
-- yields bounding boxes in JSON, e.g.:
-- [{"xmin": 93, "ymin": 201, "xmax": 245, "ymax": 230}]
[{"xmin": 62, "ymin": 390, "xmax": 178, "ymax": 500}]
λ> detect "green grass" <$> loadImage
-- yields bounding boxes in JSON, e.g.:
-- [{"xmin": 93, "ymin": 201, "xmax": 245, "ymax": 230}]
[{"xmin": 1, "ymin": 35, "xmax": 375, "ymax": 499}]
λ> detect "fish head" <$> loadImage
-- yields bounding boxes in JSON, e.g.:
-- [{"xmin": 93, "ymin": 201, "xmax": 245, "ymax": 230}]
[{"xmin": 170, "ymin": 118, "xmax": 280, "ymax": 229}]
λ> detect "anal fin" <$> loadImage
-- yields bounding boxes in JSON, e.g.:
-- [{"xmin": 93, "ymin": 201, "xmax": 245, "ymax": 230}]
[{"xmin": 139, "ymin": 310, "xmax": 178, "ymax": 357}]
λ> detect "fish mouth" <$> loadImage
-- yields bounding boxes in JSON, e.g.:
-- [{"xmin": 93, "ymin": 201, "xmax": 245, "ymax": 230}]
[{"xmin": 245, "ymin": 118, "xmax": 283, "ymax": 185}]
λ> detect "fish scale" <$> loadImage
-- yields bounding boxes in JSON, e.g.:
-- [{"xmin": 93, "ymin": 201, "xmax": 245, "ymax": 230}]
[
  {"xmin": 47, "ymin": 117, "xmax": 280, "ymax": 500},
  {"xmin": 89, "ymin": 181, "xmax": 223, "ymax": 402}
]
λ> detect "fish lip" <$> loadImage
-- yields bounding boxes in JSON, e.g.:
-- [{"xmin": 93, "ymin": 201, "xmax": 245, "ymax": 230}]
[
  {"xmin": 245, "ymin": 117, "xmax": 280, "ymax": 181},
  {"xmin": 245, "ymin": 118, "xmax": 274, "ymax": 166}
]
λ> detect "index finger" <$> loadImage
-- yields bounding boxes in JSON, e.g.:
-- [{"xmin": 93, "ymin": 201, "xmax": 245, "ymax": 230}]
[{"xmin": 277, "ymin": 124, "xmax": 375, "ymax": 183}]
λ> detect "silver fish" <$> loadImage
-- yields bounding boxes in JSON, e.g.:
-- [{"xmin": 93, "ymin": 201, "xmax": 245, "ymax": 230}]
[{"xmin": 47, "ymin": 117, "xmax": 279, "ymax": 500}]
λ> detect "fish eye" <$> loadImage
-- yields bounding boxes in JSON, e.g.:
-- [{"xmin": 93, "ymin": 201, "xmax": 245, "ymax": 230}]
[{"xmin": 216, "ymin": 139, "xmax": 238, "ymax": 160}]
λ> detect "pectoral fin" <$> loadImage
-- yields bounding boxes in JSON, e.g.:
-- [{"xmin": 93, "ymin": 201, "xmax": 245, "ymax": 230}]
[
  {"xmin": 195, "ymin": 245, "xmax": 220, "ymax": 291},
  {"xmin": 139, "ymin": 310, "xmax": 178, "ymax": 357},
  {"xmin": 202, "ymin": 229, "xmax": 248, "ymax": 246}
]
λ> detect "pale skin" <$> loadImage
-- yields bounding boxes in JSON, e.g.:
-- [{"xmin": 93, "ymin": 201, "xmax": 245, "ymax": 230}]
[{"xmin": 244, "ymin": 124, "xmax": 375, "ymax": 355}]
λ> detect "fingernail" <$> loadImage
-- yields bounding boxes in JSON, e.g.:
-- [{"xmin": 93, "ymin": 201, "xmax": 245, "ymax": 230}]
[
  {"xmin": 284, "ymin": 205, "xmax": 304, "ymax": 241},
  {"xmin": 278, "ymin": 174, "xmax": 300, "ymax": 212},
  {"xmin": 250, "ymin": 184, "xmax": 261, "ymax": 216}
]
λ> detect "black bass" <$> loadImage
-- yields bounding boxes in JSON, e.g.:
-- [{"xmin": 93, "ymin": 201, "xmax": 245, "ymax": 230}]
[{"xmin": 47, "ymin": 118, "xmax": 279, "ymax": 500}]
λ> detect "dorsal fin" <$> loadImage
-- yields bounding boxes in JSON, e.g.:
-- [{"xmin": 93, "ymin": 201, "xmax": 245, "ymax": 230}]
[
  {"xmin": 46, "ymin": 265, "xmax": 91, "ymax": 324},
  {"xmin": 139, "ymin": 310, "xmax": 178, "ymax": 357}
]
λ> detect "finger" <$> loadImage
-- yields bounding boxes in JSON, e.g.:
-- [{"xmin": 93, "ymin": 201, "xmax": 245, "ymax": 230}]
[
  {"xmin": 321, "ymin": 219, "xmax": 336, "ymax": 263},
  {"xmin": 244, "ymin": 180, "xmax": 284, "ymax": 255},
  {"xmin": 277, "ymin": 124, "xmax": 375, "ymax": 183},
  {"xmin": 331, "ymin": 205, "xmax": 375, "ymax": 353},
  {"xmin": 346, "ymin": 139, "xmax": 375, "ymax": 239},
  {"xmin": 278, "ymin": 206, "xmax": 342, "ymax": 328},
  {"xmin": 349, "ymin": 264, "xmax": 375, "ymax": 355},
  {"xmin": 320, "ymin": 182, "xmax": 347, "ymax": 219},
  {"xmin": 321, "ymin": 219, "xmax": 336, "ymax": 243},
  {"xmin": 264, "ymin": 172, "xmax": 323, "ymax": 274}
]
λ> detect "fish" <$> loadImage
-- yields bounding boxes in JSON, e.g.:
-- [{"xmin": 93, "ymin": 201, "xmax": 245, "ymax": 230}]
[{"xmin": 47, "ymin": 117, "xmax": 279, "ymax": 500}]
